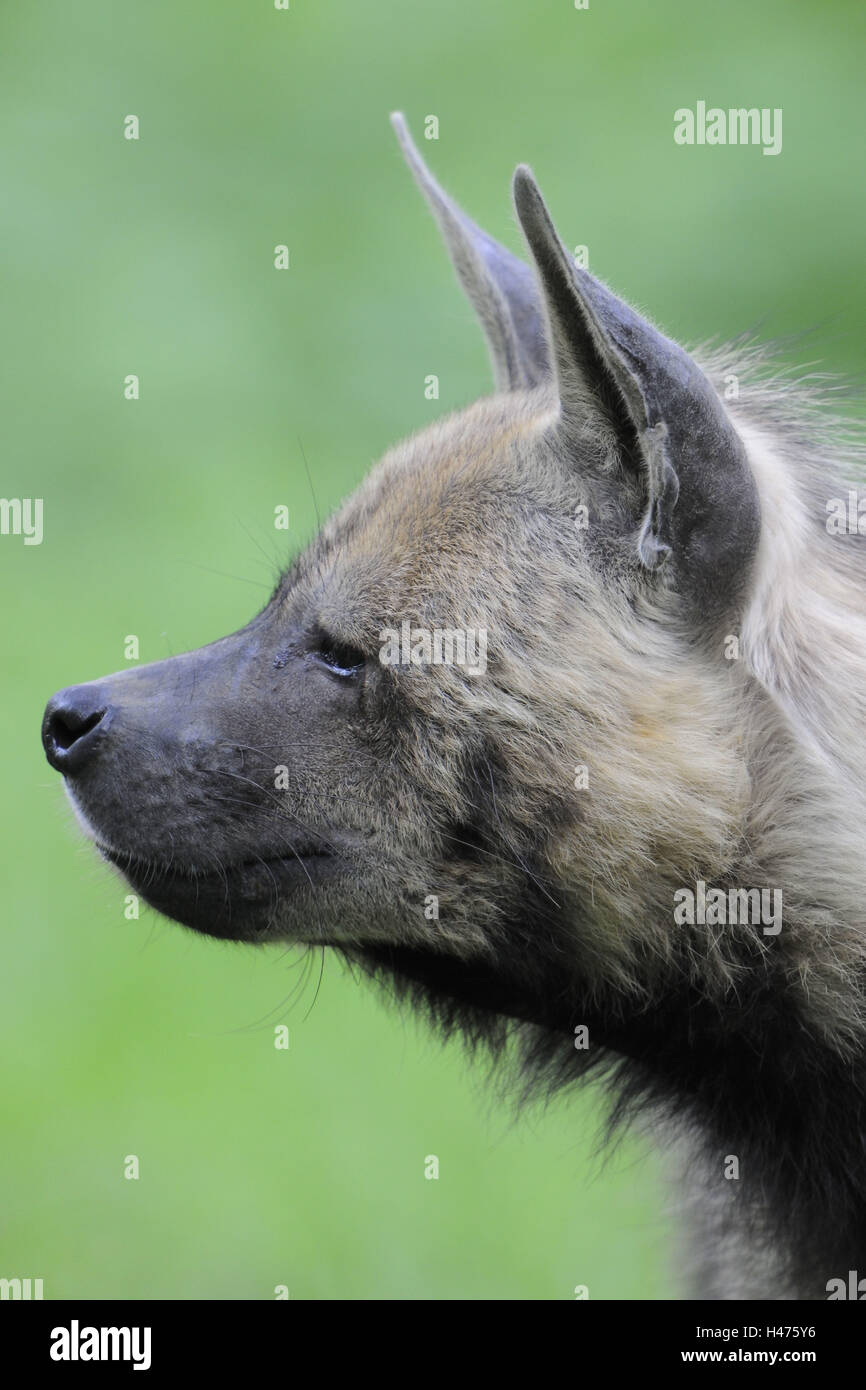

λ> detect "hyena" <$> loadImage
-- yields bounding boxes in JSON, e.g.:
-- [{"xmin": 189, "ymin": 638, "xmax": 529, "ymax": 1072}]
[{"xmin": 42, "ymin": 115, "xmax": 866, "ymax": 1301}]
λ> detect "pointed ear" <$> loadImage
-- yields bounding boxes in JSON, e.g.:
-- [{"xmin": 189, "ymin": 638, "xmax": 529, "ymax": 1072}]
[
  {"xmin": 391, "ymin": 113, "xmax": 550, "ymax": 391},
  {"xmin": 512, "ymin": 165, "xmax": 761, "ymax": 617}
]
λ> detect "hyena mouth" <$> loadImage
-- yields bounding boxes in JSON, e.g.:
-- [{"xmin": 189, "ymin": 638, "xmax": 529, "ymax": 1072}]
[{"xmin": 98, "ymin": 842, "xmax": 338, "ymax": 939}]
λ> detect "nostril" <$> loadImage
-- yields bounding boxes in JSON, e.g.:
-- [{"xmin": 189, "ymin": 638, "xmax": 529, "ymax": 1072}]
[
  {"xmin": 51, "ymin": 708, "xmax": 104, "ymax": 753},
  {"xmin": 42, "ymin": 689, "xmax": 109, "ymax": 774}
]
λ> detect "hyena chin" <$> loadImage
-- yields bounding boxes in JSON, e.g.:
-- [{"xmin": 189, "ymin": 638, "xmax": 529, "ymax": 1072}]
[{"xmin": 43, "ymin": 114, "xmax": 866, "ymax": 1302}]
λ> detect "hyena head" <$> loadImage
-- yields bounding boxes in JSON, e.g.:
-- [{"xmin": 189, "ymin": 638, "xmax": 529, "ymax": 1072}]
[{"xmin": 42, "ymin": 116, "xmax": 763, "ymax": 1044}]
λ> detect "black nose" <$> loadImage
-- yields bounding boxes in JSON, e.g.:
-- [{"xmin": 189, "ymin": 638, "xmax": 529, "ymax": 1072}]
[{"xmin": 42, "ymin": 686, "xmax": 108, "ymax": 774}]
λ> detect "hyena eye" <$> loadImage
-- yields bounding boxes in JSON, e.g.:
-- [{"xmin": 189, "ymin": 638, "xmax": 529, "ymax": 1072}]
[{"xmin": 311, "ymin": 630, "xmax": 366, "ymax": 678}]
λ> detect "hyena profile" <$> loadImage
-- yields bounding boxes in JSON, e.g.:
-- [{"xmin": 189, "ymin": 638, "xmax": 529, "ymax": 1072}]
[{"xmin": 43, "ymin": 116, "xmax": 866, "ymax": 1301}]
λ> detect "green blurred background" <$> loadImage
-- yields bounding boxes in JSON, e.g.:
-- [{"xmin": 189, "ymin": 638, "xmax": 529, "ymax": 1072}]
[{"xmin": 2, "ymin": 0, "xmax": 864, "ymax": 1300}]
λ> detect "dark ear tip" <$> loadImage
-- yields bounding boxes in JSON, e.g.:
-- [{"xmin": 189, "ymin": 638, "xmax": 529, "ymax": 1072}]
[
  {"xmin": 512, "ymin": 164, "xmax": 536, "ymax": 197},
  {"xmin": 512, "ymin": 164, "xmax": 547, "ymax": 224}
]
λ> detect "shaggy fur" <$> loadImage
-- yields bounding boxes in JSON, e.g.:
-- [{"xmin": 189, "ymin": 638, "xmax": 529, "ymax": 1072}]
[{"xmin": 42, "ymin": 119, "xmax": 866, "ymax": 1300}]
